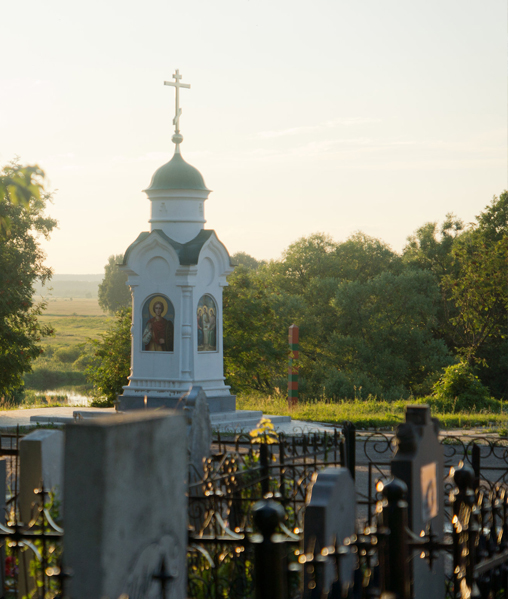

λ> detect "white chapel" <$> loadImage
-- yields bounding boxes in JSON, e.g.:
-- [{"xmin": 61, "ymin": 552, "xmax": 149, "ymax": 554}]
[{"xmin": 118, "ymin": 70, "xmax": 235, "ymax": 412}]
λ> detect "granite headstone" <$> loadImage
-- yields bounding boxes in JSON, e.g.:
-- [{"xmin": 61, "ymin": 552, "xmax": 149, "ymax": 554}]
[
  {"xmin": 391, "ymin": 405, "xmax": 445, "ymax": 599},
  {"xmin": 63, "ymin": 411, "xmax": 188, "ymax": 599},
  {"xmin": 304, "ymin": 467, "xmax": 356, "ymax": 596}
]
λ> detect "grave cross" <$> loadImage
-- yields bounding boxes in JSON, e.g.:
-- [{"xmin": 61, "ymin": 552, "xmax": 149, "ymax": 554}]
[{"xmin": 164, "ymin": 69, "xmax": 191, "ymax": 143}]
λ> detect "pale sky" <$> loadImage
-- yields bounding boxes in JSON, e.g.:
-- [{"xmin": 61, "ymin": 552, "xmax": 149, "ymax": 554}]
[{"xmin": 1, "ymin": 0, "xmax": 506, "ymax": 274}]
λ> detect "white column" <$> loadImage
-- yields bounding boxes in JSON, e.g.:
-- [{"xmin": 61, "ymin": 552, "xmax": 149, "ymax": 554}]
[
  {"xmin": 179, "ymin": 286, "xmax": 194, "ymax": 380},
  {"xmin": 127, "ymin": 282, "xmax": 139, "ymax": 380}
]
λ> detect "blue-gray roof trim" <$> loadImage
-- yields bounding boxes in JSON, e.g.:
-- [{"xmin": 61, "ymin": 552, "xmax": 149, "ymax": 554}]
[{"xmin": 121, "ymin": 229, "xmax": 234, "ymax": 267}]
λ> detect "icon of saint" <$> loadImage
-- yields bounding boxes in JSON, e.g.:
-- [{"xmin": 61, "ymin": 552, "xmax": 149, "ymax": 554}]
[
  {"xmin": 209, "ymin": 307, "xmax": 216, "ymax": 349},
  {"xmin": 142, "ymin": 299, "xmax": 174, "ymax": 351}
]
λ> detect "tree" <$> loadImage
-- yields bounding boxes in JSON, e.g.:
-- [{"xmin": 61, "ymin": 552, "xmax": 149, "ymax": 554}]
[
  {"xmin": 98, "ymin": 254, "xmax": 130, "ymax": 314},
  {"xmin": 231, "ymin": 251, "xmax": 264, "ymax": 270},
  {"xmin": 403, "ymin": 199, "xmax": 508, "ymax": 398},
  {"xmin": 0, "ymin": 162, "xmax": 56, "ymax": 396},
  {"xmin": 321, "ymin": 269, "xmax": 452, "ymax": 399},
  {"xmin": 442, "ymin": 194, "xmax": 508, "ymax": 363},
  {"xmin": 403, "ymin": 214, "xmax": 464, "ymax": 277},
  {"xmin": 85, "ymin": 307, "xmax": 132, "ymax": 406},
  {"xmin": 223, "ymin": 266, "xmax": 293, "ymax": 393}
]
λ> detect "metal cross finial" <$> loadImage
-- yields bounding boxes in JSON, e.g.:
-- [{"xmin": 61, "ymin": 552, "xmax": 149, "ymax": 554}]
[{"xmin": 164, "ymin": 69, "xmax": 191, "ymax": 149}]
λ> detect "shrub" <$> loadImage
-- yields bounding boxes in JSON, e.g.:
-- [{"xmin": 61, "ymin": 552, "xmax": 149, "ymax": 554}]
[
  {"xmin": 24, "ymin": 367, "xmax": 86, "ymax": 390},
  {"xmin": 53, "ymin": 346, "xmax": 81, "ymax": 363},
  {"xmin": 432, "ymin": 361, "xmax": 491, "ymax": 412}
]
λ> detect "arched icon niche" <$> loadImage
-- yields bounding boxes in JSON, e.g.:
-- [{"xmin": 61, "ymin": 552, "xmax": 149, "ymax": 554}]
[
  {"xmin": 197, "ymin": 294, "xmax": 217, "ymax": 352},
  {"xmin": 141, "ymin": 295, "xmax": 175, "ymax": 352}
]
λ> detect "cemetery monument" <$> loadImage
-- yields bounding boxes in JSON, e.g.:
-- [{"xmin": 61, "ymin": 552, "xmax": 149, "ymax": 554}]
[{"xmin": 118, "ymin": 70, "xmax": 236, "ymax": 412}]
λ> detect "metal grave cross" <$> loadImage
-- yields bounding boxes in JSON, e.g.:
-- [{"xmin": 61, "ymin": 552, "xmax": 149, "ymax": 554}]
[{"xmin": 164, "ymin": 69, "xmax": 191, "ymax": 134}]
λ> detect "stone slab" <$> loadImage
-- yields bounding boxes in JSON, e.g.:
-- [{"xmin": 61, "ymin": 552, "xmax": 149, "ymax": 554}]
[
  {"xmin": 304, "ymin": 467, "xmax": 356, "ymax": 594},
  {"xmin": 30, "ymin": 409, "xmax": 291, "ymax": 431},
  {"xmin": 188, "ymin": 388, "xmax": 212, "ymax": 480},
  {"xmin": 18, "ymin": 429, "xmax": 64, "ymax": 597},
  {"xmin": 63, "ymin": 411, "xmax": 188, "ymax": 599},
  {"xmin": 19, "ymin": 429, "xmax": 64, "ymax": 523},
  {"xmin": 117, "ymin": 392, "xmax": 236, "ymax": 413},
  {"xmin": 211, "ymin": 414, "xmax": 291, "ymax": 432}
]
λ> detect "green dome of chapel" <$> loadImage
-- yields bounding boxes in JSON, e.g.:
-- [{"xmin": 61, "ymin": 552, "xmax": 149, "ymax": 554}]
[{"xmin": 145, "ymin": 151, "xmax": 209, "ymax": 192}]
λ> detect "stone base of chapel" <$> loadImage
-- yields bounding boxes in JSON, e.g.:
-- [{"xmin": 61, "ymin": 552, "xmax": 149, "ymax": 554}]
[{"xmin": 117, "ymin": 392, "xmax": 236, "ymax": 413}]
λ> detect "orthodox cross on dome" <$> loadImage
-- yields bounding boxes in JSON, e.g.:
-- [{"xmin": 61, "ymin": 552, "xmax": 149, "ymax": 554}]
[{"xmin": 164, "ymin": 69, "xmax": 191, "ymax": 149}]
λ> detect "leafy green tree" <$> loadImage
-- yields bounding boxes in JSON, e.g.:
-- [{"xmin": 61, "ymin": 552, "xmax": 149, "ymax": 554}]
[
  {"xmin": 231, "ymin": 251, "xmax": 264, "ymax": 270},
  {"xmin": 223, "ymin": 266, "xmax": 294, "ymax": 393},
  {"xmin": 403, "ymin": 198, "xmax": 508, "ymax": 398},
  {"xmin": 320, "ymin": 269, "xmax": 452, "ymax": 399},
  {"xmin": 98, "ymin": 254, "xmax": 130, "ymax": 314},
  {"xmin": 334, "ymin": 232, "xmax": 401, "ymax": 282},
  {"xmin": 403, "ymin": 214, "xmax": 464, "ymax": 277},
  {"xmin": 443, "ymin": 232, "xmax": 508, "ymax": 362},
  {"xmin": 0, "ymin": 162, "xmax": 56, "ymax": 397},
  {"xmin": 85, "ymin": 308, "xmax": 132, "ymax": 406},
  {"xmin": 476, "ymin": 191, "xmax": 508, "ymax": 241},
  {"xmin": 261, "ymin": 233, "xmax": 402, "ymax": 396},
  {"xmin": 442, "ymin": 193, "xmax": 508, "ymax": 364}
]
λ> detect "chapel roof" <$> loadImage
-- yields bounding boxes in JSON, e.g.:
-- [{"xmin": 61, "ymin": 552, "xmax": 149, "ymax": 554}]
[
  {"xmin": 121, "ymin": 229, "xmax": 233, "ymax": 267},
  {"xmin": 144, "ymin": 151, "xmax": 209, "ymax": 192}
]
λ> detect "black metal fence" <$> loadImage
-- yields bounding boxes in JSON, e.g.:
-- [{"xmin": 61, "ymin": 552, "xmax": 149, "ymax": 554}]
[
  {"xmin": 187, "ymin": 459, "xmax": 508, "ymax": 599},
  {"xmin": 187, "ymin": 425, "xmax": 508, "ymax": 599},
  {"xmin": 187, "ymin": 430, "xmax": 345, "ymax": 599},
  {"xmin": 2, "ymin": 423, "xmax": 508, "ymax": 598},
  {"xmin": 343, "ymin": 425, "xmax": 508, "ymax": 526}
]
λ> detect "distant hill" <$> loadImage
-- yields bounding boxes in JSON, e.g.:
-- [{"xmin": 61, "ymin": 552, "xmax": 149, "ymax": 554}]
[{"xmin": 34, "ymin": 274, "xmax": 103, "ymax": 298}]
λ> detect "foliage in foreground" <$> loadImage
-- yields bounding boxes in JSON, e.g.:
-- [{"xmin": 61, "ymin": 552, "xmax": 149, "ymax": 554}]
[{"xmin": 0, "ymin": 162, "xmax": 56, "ymax": 398}]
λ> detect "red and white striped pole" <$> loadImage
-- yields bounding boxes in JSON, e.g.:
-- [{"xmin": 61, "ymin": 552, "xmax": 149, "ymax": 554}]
[{"xmin": 288, "ymin": 324, "xmax": 299, "ymax": 408}]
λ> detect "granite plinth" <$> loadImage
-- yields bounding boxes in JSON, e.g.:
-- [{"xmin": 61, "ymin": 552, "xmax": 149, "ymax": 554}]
[{"xmin": 117, "ymin": 393, "xmax": 236, "ymax": 413}]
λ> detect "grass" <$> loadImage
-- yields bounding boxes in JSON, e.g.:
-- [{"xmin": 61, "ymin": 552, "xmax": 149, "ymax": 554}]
[
  {"xmin": 20, "ymin": 298, "xmax": 108, "ymax": 396},
  {"xmin": 36, "ymin": 297, "xmax": 108, "ymax": 347},
  {"xmin": 237, "ymin": 394, "xmax": 508, "ymax": 431}
]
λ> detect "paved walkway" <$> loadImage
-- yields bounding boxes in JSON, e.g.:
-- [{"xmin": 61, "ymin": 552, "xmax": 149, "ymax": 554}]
[
  {"xmin": 0, "ymin": 406, "xmax": 336, "ymax": 434},
  {"xmin": 0, "ymin": 407, "xmax": 114, "ymax": 428}
]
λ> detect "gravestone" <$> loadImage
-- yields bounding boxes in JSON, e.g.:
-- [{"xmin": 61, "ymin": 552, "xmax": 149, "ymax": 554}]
[
  {"xmin": 63, "ymin": 411, "xmax": 188, "ymax": 599},
  {"xmin": 18, "ymin": 429, "xmax": 64, "ymax": 597},
  {"xmin": 391, "ymin": 405, "xmax": 444, "ymax": 599},
  {"xmin": 19, "ymin": 429, "xmax": 64, "ymax": 523},
  {"xmin": 304, "ymin": 467, "xmax": 356, "ymax": 596},
  {"xmin": 185, "ymin": 386, "xmax": 212, "ymax": 481}
]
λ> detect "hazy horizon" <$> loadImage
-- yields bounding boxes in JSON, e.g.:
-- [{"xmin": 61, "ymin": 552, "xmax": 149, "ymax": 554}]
[{"xmin": 2, "ymin": 0, "xmax": 506, "ymax": 274}]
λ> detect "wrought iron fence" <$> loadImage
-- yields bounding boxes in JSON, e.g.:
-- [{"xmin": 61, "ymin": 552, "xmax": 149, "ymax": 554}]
[
  {"xmin": 344, "ymin": 425, "xmax": 508, "ymax": 526},
  {"xmin": 187, "ymin": 429, "xmax": 345, "ymax": 599},
  {"xmin": 2, "ymin": 424, "xmax": 508, "ymax": 598},
  {"xmin": 1, "ymin": 429, "xmax": 22, "ymax": 504}
]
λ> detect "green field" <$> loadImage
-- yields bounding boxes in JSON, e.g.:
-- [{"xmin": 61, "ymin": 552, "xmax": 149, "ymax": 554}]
[
  {"xmin": 22, "ymin": 298, "xmax": 110, "ymax": 395},
  {"xmin": 37, "ymin": 297, "xmax": 108, "ymax": 347},
  {"xmin": 237, "ymin": 394, "xmax": 508, "ymax": 431}
]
